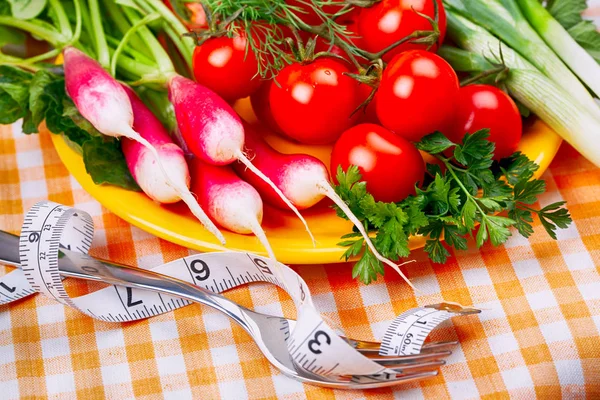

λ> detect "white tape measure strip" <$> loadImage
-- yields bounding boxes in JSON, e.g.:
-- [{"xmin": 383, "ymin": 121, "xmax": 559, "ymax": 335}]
[
  {"xmin": 1, "ymin": 201, "xmax": 477, "ymax": 379},
  {"xmin": 379, "ymin": 307, "xmax": 456, "ymax": 356}
]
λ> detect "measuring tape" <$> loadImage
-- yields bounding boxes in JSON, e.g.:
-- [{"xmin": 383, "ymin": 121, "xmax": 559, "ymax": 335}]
[{"xmin": 1, "ymin": 201, "xmax": 479, "ymax": 379}]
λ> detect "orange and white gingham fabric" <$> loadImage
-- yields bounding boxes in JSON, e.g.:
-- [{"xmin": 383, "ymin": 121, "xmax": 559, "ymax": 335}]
[
  {"xmin": 4, "ymin": 20, "xmax": 600, "ymax": 392},
  {"xmin": 2, "ymin": 117, "xmax": 600, "ymax": 399}
]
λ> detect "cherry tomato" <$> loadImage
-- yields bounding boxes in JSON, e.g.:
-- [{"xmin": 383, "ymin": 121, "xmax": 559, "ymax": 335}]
[
  {"xmin": 449, "ymin": 84, "xmax": 522, "ymax": 160},
  {"xmin": 270, "ymin": 58, "xmax": 360, "ymax": 144},
  {"xmin": 192, "ymin": 35, "xmax": 261, "ymax": 101},
  {"xmin": 376, "ymin": 50, "xmax": 459, "ymax": 142},
  {"xmin": 314, "ymin": 37, "xmax": 349, "ymax": 64},
  {"xmin": 357, "ymin": 0, "xmax": 446, "ymax": 62},
  {"xmin": 250, "ymin": 80, "xmax": 283, "ymax": 134},
  {"xmin": 331, "ymin": 123, "xmax": 425, "ymax": 202}
]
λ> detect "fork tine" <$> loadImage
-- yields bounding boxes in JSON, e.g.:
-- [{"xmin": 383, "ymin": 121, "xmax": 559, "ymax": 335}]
[
  {"xmin": 344, "ymin": 338, "xmax": 381, "ymax": 351},
  {"xmin": 385, "ymin": 360, "xmax": 445, "ymax": 373},
  {"xmin": 420, "ymin": 341, "xmax": 459, "ymax": 353},
  {"xmin": 349, "ymin": 339, "xmax": 458, "ymax": 354},
  {"xmin": 349, "ymin": 370, "xmax": 439, "ymax": 386},
  {"xmin": 363, "ymin": 350, "xmax": 452, "ymax": 364}
]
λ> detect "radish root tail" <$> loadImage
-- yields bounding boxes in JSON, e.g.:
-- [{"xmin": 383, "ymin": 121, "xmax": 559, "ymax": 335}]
[
  {"xmin": 236, "ymin": 151, "xmax": 316, "ymax": 247},
  {"xmin": 177, "ymin": 189, "xmax": 227, "ymax": 245},
  {"xmin": 319, "ymin": 182, "xmax": 418, "ymax": 292},
  {"xmin": 247, "ymin": 217, "xmax": 289, "ymax": 290},
  {"xmin": 122, "ymin": 127, "xmax": 227, "ymax": 244}
]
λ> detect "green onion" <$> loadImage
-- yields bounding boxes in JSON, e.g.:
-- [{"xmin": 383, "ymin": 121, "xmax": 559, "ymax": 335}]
[
  {"xmin": 517, "ymin": 0, "xmax": 600, "ymax": 99},
  {"xmin": 442, "ymin": 14, "xmax": 600, "ymax": 168},
  {"xmin": 443, "ymin": 0, "xmax": 600, "ymax": 120},
  {"xmin": 437, "ymin": 45, "xmax": 494, "ymax": 72},
  {"xmin": 445, "ymin": 11, "xmax": 536, "ymax": 70},
  {"xmin": 506, "ymin": 69, "xmax": 600, "ymax": 167}
]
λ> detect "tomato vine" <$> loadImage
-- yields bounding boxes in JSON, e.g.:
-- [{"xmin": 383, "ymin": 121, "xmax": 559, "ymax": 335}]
[{"xmin": 193, "ymin": 0, "xmax": 441, "ymax": 78}]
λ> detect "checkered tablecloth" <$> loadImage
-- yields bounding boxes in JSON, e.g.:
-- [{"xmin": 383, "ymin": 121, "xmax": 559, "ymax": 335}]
[{"xmin": 2, "ymin": 51, "xmax": 600, "ymax": 398}]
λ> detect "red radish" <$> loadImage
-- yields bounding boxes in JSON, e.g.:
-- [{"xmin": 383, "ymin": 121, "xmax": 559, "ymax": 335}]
[
  {"xmin": 120, "ymin": 85, "xmax": 225, "ymax": 244},
  {"xmin": 62, "ymin": 47, "xmax": 189, "ymax": 221},
  {"xmin": 233, "ymin": 124, "xmax": 328, "ymax": 210},
  {"xmin": 189, "ymin": 159, "xmax": 287, "ymax": 284},
  {"xmin": 234, "ymin": 124, "xmax": 416, "ymax": 289},
  {"xmin": 168, "ymin": 74, "xmax": 315, "ymax": 244},
  {"xmin": 64, "ymin": 47, "xmax": 150, "ymax": 146}
]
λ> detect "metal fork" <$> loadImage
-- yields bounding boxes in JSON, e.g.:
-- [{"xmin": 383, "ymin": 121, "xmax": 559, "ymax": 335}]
[{"xmin": 0, "ymin": 231, "xmax": 456, "ymax": 389}]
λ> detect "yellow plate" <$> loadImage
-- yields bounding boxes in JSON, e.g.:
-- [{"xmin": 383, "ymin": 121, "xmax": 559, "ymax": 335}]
[{"xmin": 50, "ymin": 98, "xmax": 562, "ymax": 264}]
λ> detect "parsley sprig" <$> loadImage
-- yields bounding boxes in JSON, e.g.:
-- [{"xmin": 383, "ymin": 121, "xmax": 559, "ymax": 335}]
[{"xmin": 332, "ymin": 130, "xmax": 572, "ymax": 284}]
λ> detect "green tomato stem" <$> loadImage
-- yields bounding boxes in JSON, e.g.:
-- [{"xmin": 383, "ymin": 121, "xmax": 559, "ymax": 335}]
[
  {"xmin": 291, "ymin": 17, "xmax": 364, "ymax": 71},
  {"xmin": 358, "ymin": 29, "xmax": 439, "ymax": 60}
]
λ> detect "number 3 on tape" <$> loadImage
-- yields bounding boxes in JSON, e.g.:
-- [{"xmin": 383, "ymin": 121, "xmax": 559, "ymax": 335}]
[{"xmin": 2, "ymin": 201, "xmax": 481, "ymax": 380}]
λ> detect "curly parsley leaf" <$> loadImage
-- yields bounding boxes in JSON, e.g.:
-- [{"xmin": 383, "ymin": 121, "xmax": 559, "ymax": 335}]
[
  {"xmin": 513, "ymin": 179, "xmax": 546, "ymax": 205},
  {"xmin": 0, "ymin": 65, "xmax": 32, "ymax": 124},
  {"xmin": 352, "ymin": 248, "xmax": 384, "ymax": 285},
  {"xmin": 424, "ymin": 237, "xmax": 451, "ymax": 264},
  {"xmin": 509, "ymin": 207, "xmax": 535, "ymax": 238},
  {"xmin": 538, "ymin": 201, "xmax": 572, "ymax": 239},
  {"xmin": 82, "ymin": 138, "xmax": 140, "ymax": 191},
  {"xmin": 417, "ymin": 131, "xmax": 455, "ymax": 154},
  {"xmin": 500, "ymin": 151, "xmax": 539, "ymax": 185}
]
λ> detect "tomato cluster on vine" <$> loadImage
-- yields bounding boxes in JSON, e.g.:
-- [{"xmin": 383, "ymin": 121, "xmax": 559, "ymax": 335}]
[{"xmin": 178, "ymin": 0, "xmax": 522, "ymax": 203}]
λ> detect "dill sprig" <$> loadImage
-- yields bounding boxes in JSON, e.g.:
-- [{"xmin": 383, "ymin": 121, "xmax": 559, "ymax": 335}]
[
  {"xmin": 198, "ymin": 0, "xmax": 441, "ymax": 77},
  {"xmin": 201, "ymin": 0, "xmax": 358, "ymax": 77}
]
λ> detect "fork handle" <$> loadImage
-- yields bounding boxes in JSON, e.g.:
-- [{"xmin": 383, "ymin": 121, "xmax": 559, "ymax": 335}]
[
  {"xmin": 60, "ymin": 248, "xmax": 252, "ymax": 327},
  {"xmin": 0, "ymin": 229, "xmax": 252, "ymax": 329},
  {"xmin": 0, "ymin": 230, "xmax": 21, "ymax": 267}
]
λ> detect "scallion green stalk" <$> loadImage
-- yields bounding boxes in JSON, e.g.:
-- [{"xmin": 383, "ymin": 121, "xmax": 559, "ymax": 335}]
[
  {"xmin": 443, "ymin": 0, "xmax": 600, "ymax": 119},
  {"xmin": 517, "ymin": 0, "xmax": 600, "ymax": 99},
  {"xmin": 506, "ymin": 69, "xmax": 600, "ymax": 167},
  {"xmin": 446, "ymin": 12, "xmax": 536, "ymax": 70},
  {"xmin": 437, "ymin": 46, "xmax": 494, "ymax": 72}
]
